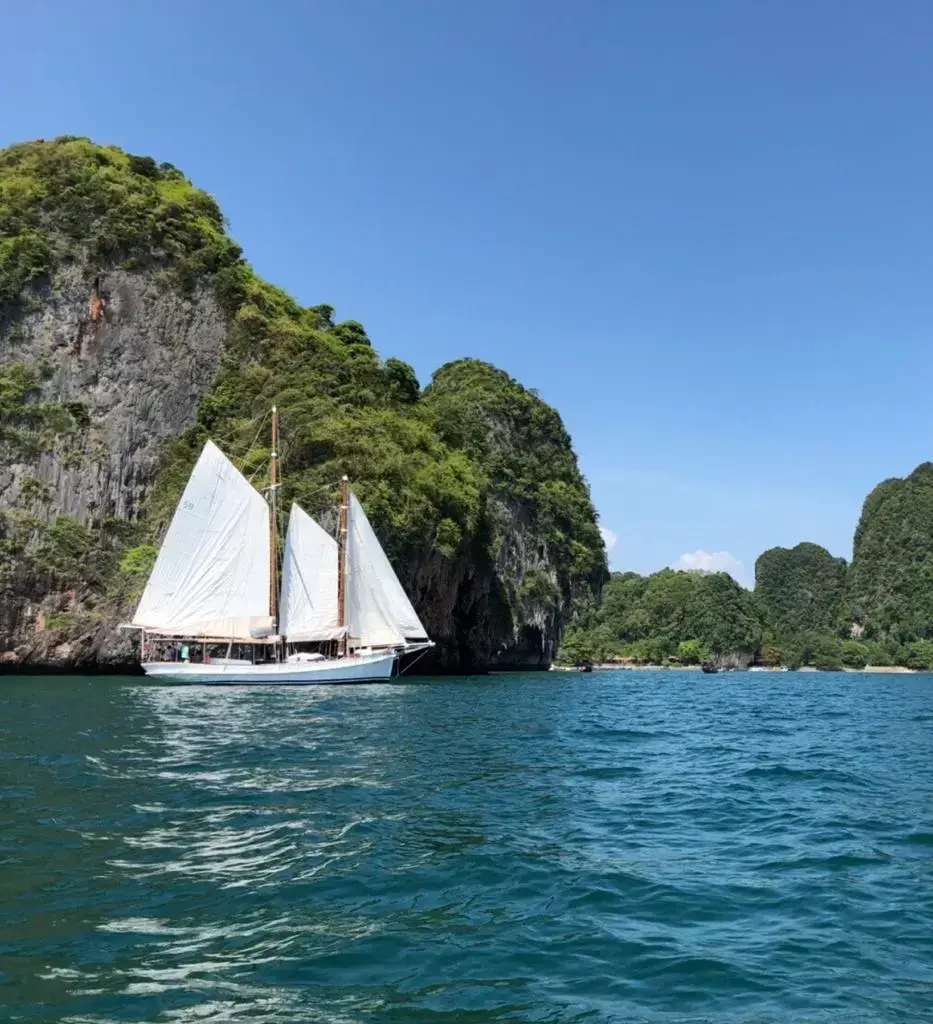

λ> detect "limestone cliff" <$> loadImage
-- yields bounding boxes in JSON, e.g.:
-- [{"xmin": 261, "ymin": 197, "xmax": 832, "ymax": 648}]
[
  {"xmin": 418, "ymin": 360, "xmax": 606, "ymax": 669},
  {"xmin": 0, "ymin": 266, "xmax": 227, "ymax": 523},
  {"xmin": 0, "ymin": 137, "xmax": 606, "ymax": 672}
]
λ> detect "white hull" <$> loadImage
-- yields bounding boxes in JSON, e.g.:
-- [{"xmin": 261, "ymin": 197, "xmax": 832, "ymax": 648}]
[{"xmin": 141, "ymin": 651, "xmax": 397, "ymax": 685}]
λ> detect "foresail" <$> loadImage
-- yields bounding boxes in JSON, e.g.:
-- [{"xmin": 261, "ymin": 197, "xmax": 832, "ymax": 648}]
[
  {"xmin": 131, "ymin": 440, "xmax": 271, "ymax": 640},
  {"xmin": 279, "ymin": 503, "xmax": 344, "ymax": 642},
  {"xmin": 346, "ymin": 492, "xmax": 428, "ymax": 648}
]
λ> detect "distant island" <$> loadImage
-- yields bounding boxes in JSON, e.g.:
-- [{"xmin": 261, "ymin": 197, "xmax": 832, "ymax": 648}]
[{"xmin": 558, "ymin": 463, "xmax": 933, "ymax": 672}]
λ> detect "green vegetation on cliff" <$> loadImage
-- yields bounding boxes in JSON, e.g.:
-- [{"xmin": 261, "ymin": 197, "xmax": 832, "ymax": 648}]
[
  {"xmin": 556, "ymin": 464, "xmax": 933, "ymax": 673},
  {"xmin": 423, "ymin": 360, "xmax": 604, "ymax": 579},
  {"xmin": 559, "ymin": 568, "xmax": 762, "ymax": 666},
  {"xmin": 0, "ymin": 137, "xmax": 605, "ymax": 668},
  {"xmin": 0, "ymin": 361, "xmax": 86, "ymax": 461},
  {"xmin": 159, "ymin": 295, "xmax": 486, "ymax": 566},
  {"xmin": 560, "ymin": 482, "xmax": 933, "ymax": 671},
  {"xmin": 754, "ymin": 542, "xmax": 847, "ymax": 641},
  {"xmin": 0, "ymin": 137, "xmax": 241, "ymax": 308},
  {"xmin": 848, "ymin": 463, "xmax": 933, "ymax": 643}
]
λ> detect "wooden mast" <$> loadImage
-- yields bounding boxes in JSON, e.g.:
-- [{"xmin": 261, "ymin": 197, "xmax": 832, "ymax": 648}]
[
  {"xmin": 337, "ymin": 475, "xmax": 349, "ymax": 656},
  {"xmin": 268, "ymin": 406, "xmax": 279, "ymax": 631}
]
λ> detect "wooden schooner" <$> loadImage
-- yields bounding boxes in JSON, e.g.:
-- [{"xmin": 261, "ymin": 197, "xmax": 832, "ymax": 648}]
[{"xmin": 126, "ymin": 408, "xmax": 432, "ymax": 683}]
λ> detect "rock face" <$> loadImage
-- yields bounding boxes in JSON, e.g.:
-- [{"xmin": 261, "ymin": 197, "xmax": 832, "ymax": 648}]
[
  {"xmin": 0, "ymin": 264, "xmax": 228, "ymax": 669},
  {"xmin": 402, "ymin": 462, "xmax": 590, "ymax": 673},
  {"xmin": 0, "ymin": 137, "xmax": 606, "ymax": 672},
  {"xmin": 1, "ymin": 265, "xmax": 227, "ymax": 523}
]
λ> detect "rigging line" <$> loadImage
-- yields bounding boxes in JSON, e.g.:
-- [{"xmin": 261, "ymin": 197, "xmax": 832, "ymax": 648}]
[
  {"xmin": 209, "ymin": 409, "xmax": 272, "ymax": 472},
  {"xmin": 290, "ymin": 481, "xmax": 339, "ymax": 500},
  {"xmin": 398, "ymin": 647, "xmax": 432, "ymax": 676},
  {"xmin": 244, "ymin": 411, "xmax": 275, "ymax": 486}
]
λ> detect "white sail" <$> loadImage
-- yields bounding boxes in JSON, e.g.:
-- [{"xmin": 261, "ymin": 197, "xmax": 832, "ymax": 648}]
[
  {"xmin": 345, "ymin": 492, "xmax": 428, "ymax": 648},
  {"xmin": 279, "ymin": 503, "xmax": 345, "ymax": 642},
  {"xmin": 132, "ymin": 441, "xmax": 272, "ymax": 641}
]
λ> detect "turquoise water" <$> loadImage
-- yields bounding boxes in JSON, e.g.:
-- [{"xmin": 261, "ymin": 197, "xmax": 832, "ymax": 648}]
[{"xmin": 1, "ymin": 671, "xmax": 932, "ymax": 1022}]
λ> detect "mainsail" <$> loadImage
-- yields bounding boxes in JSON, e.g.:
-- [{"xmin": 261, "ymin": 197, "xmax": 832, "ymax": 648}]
[
  {"xmin": 278, "ymin": 503, "xmax": 344, "ymax": 642},
  {"xmin": 345, "ymin": 492, "xmax": 428, "ymax": 648},
  {"xmin": 131, "ymin": 441, "xmax": 272, "ymax": 640}
]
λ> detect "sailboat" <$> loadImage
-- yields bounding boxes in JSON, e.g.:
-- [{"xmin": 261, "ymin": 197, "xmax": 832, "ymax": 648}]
[{"xmin": 126, "ymin": 408, "xmax": 432, "ymax": 683}]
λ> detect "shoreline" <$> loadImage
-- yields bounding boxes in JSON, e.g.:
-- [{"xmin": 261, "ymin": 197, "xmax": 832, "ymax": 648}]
[{"xmin": 551, "ymin": 663, "xmax": 920, "ymax": 674}]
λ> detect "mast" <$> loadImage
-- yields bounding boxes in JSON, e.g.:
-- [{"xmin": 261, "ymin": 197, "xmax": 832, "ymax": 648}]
[
  {"xmin": 269, "ymin": 406, "xmax": 279, "ymax": 629},
  {"xmin": 337, "ymin": 475, "xmax": 349, "ymax": 655}
]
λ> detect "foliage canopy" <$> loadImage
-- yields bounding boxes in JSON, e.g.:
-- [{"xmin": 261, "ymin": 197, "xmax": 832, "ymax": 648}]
[{"xmin": 754, "ymin": 542, "xmax": 847, "ymax": 640}]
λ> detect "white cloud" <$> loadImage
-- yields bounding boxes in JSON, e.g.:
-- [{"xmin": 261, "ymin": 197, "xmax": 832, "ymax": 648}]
[
  {"xmin": 673, "ymin": 550, "xmax": 746, "ymax": 586},
  {"xmin": 599, "ymin": 525, "xmax": 618, "ymax": 554}
]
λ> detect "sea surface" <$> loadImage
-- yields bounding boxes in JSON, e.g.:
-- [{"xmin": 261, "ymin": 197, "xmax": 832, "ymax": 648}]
[{"xmin": 1, "ymin": 671, "xmax": 932, "ymax": 1023}]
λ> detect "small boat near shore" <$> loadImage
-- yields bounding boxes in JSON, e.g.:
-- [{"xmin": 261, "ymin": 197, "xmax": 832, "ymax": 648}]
[{"xmin": 123, "ymin": 408, "xmax": 432, "ymax": 684}]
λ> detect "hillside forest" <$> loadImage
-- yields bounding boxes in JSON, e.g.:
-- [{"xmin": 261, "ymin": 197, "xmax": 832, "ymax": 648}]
[{"xmin": 558, "ymin": 464, "xmax": 933, "ymax": 671}]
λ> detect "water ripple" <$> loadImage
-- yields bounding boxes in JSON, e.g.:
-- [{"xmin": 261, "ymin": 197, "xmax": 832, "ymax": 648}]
[{"xmin": 1, "ymin": 671, "xmax": 932, "ymax": 1021}]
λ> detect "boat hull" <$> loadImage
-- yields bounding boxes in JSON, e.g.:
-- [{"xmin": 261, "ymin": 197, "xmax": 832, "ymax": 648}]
[{"xmin": 141, "ymin": 651, "xmax": 397, "ymax": 685}]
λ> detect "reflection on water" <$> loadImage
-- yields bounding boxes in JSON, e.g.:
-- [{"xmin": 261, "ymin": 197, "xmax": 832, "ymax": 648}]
[{"xmin": 2, "ymin": 672, "xmax": 933, "ymax": 1021}]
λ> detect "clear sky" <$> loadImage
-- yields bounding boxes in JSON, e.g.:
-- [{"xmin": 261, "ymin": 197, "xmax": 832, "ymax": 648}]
[{"xmin": 4, "ymin": 0, "xmax": 932, "ymax": 586}]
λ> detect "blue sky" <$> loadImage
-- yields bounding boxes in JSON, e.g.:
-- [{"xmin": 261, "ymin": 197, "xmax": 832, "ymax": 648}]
[{"xmin": 4, "ymin": 0, "xmax": 933, "ymax": 586}]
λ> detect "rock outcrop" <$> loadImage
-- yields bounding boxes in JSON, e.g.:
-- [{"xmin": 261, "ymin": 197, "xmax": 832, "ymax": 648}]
[
  {"xmin": 418, "ymin": 360, "xmax": 606, "ymax": 670},
  {"xmin": 1, "ymin": 265, "xmax": 227, "ymax": 523},
  {"xmin": 0, "ymin": 137, "xmax": 606, "ymax": 672}
]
